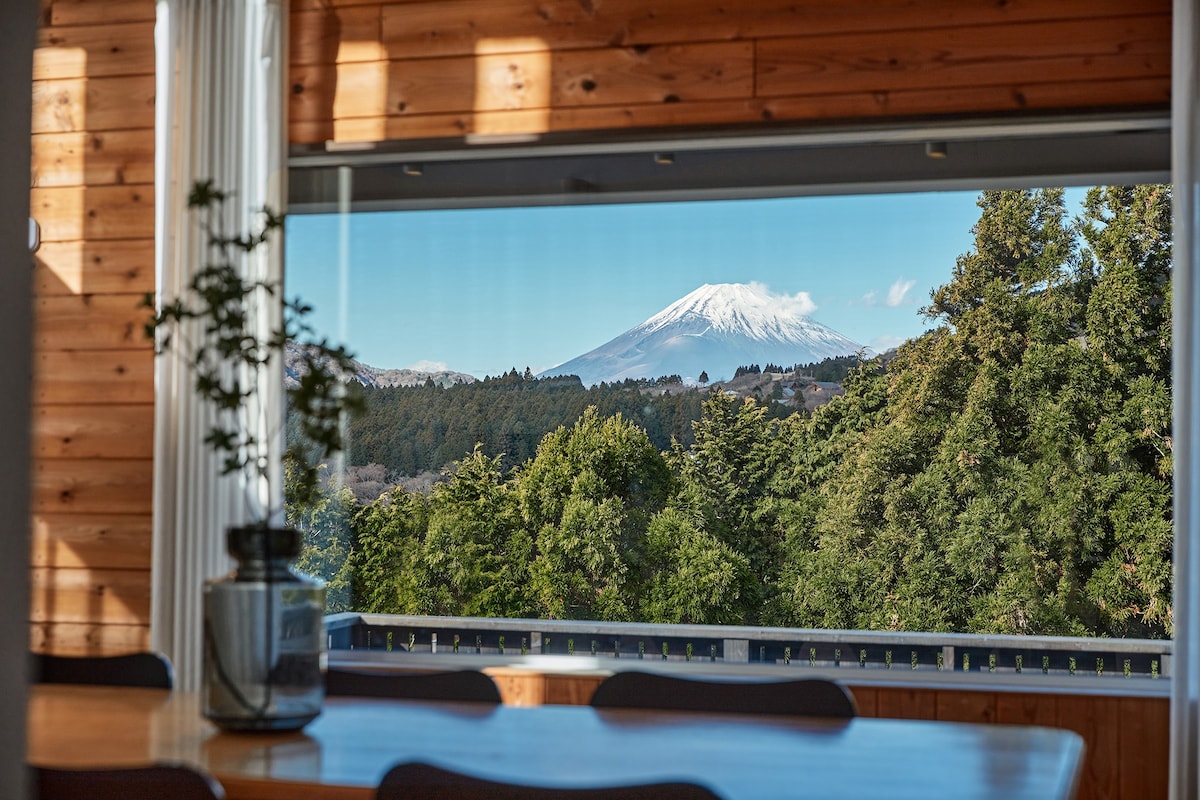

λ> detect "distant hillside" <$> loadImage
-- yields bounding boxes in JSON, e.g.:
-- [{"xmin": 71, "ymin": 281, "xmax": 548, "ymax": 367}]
[{"xmin": 285, "ymin": 341, "xmax": 476, "ymax": 389}]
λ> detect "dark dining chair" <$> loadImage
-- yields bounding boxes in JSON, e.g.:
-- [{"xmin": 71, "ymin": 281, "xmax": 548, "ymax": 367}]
[
  {"xmin": 32, "ymin": 652, "xmax": 174, "ymax": 689},
  {"xmin": 588, "ymin": 671, "xmax": 857, "ymax": 718},
  {"xmin": 378, "ymin": 761, "xmax": 722, "ymax": 800},
  {"xmin": 325, "ymin": 668, "xmax": 502, "ymax": 704},
  {"xmin": 32, "ymin": 763, "xmax": 225, "ymax": 800}
]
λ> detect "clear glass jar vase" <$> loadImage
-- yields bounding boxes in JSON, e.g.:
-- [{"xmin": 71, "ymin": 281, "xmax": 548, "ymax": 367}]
[{"xmin": 203, "ymin": 526, "xmax": 326, "ymax": 731}]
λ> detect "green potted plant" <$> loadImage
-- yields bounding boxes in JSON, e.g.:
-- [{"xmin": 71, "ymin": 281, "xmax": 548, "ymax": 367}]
[{"xmin": 145, "ymin": 180, "xmax": 363, "ymax": 731}]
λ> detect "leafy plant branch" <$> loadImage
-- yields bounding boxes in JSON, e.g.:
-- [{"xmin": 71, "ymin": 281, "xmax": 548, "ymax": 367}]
[{"xmin": 144, "ymin": 179, "xmax": 363, "ymax": 525}]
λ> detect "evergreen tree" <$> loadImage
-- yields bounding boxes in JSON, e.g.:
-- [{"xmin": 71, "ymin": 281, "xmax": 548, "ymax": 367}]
[
  {"xmin": 670, "ymin": 392, "xmax": 783, "ymax": 620},
  {"xmin": 421, "ymin": 446, "xmax": 532, "ymax": 617},
  {"xmin": 519, "ymin": 408, "xmax": 672, "ymax": 620},
  {"xmin": 352, "ymin": 487, "xmax": 430, "ymax": 614},
  {"xmin": 640, "ymin": 506, "xmax": 752, "ymax": 624}
]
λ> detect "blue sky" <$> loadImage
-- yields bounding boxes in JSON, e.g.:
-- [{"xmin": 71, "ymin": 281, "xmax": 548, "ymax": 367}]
[{"xmin": 286, "ymin": 188, "xmax": 1088, "ymax": 377}]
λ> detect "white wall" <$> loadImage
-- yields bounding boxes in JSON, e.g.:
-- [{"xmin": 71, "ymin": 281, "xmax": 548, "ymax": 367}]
[{"xmin": 1, "ymin": 1, "xmax": 36, "ymax": 796}]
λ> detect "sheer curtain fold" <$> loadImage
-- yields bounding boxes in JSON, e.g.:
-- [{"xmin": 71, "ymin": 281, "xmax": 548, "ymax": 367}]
[{"xmin": 152, "ymin": 0, "xmax": 286, "ymax": 692}]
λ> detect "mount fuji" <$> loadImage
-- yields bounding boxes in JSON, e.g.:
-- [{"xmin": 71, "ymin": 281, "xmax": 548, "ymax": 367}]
[{"xmin": 539, "ymin": 283, "xmax": 865, "ymax": 386}]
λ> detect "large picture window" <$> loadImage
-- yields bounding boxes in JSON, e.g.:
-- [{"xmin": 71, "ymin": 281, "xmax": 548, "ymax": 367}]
[{"xmin": 284, "ymin": 126, "xmax": 1171, "ymax": 641}]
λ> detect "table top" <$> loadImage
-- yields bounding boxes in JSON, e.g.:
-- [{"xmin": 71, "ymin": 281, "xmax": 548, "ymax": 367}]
[{"xmin": 28, "ymin": 684, "xmax": 1084, "ymax": 800}]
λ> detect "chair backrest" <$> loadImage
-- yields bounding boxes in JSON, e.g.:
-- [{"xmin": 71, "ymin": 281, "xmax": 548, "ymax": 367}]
[
  {"xmin": 33, "ymin": 652, "xmax": 174, "ymax": 689},
  {"xmin": 378, "ymin": 761, "xmax": 721, "ymax": 800},
  {"xmin": 33, "ymin": 764, "xmax": 224, "ymax": 800},
  {"xmin": 588, "ymin": 672, "xmax": 857, "ymax": 718},
  {"xmin": 325, "ymin": 668, "xmax": 502, "ymax": 704}
]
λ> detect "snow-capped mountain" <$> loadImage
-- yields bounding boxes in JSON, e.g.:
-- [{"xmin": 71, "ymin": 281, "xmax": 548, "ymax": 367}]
[{"xmin": 539, "ymin": 283, "xmax": 865, "ymax": 386}]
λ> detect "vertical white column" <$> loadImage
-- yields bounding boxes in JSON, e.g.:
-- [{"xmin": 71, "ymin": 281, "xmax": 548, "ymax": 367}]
[
  {"xmin": 1172, "ymin": 0, "xmax": 1200, "ymax": 797},
  {"xmin": 152, "ymin": 0, "xmax": 287, "ymax": 692}
]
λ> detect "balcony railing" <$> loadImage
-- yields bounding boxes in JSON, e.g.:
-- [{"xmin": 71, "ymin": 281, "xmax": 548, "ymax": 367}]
[{"xmin": 326, "ymin": 613, "xmax": 1170, "ymax": 681}]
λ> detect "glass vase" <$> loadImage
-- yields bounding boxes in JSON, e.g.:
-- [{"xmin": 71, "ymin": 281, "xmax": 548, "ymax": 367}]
[{"xmin": 203, "ymin": 526, "xmax": 326, "ymax": 731}]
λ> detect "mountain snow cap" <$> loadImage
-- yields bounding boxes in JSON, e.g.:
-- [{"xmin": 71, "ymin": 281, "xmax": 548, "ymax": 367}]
[{"xmin": 540, "ymin": 282, "xmax": 864, "ymax": 386}]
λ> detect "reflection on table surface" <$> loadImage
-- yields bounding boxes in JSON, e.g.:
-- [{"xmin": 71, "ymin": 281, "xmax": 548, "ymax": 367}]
[{"xmin": 28, "ymin": 684, "xmax": 1084, "ymax": 800}]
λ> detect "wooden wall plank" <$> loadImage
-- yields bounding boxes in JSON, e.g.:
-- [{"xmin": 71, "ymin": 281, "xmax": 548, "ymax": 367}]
[
  {"xmin": 295, "ymin": 60, "xmax": 391, "ymax": 120},
  {"xmin": 34, "ymin": 239, "xmax": 155, "ymax": 296},
  {"xmin": 756, "ymin": 16, "xmax": 1170, "ymax": 99},
  {"xmin": 378, "ymin": 0, "xmax": 1169, "ymax": 60},
  {"xmin": 31, "ymin": 75, "xmax": 155, "ymax": 134},
  {"xmin": 995, "ymin": 691, "xmax": 1059, "ymax": 727},
  {"xmin": 49, "ymin": 0, "xmax": 155, "ymax": 26},
  {"xmin": 487, "ymin": 668, "xmax": 604, "ymax": 707},
  {"xmin": 873, "ymin": 687, "xmax": 938, "ymax": 720},
  {"xmin": 542, "ymin": 673, "xmax": 605, "ymax": 706},
  {"xmin": 1057, "ymin": 694, "xmax": 1122, "ymax": 800},
  {"xmin": 291, "ymin": 7, "xmax": 383, "ymax": 66},
  {"xmin": 31, "ymin": 184, "xmax": 155, "ymax": 241},
  {"xmin": 30, "ymin": 621, "xmax": 150, "ymax": 655},
  {"xmin": 934, "ymin": 688, "xmax": 996, "ymax": 723},
  {"xmin": 35, "ymin": 22, "xmax": 156, "ymax": 80},
  {"xmin": 35, "ymin": 293, "xmax": 151, "ymax": 351},
  {"xmin": 484, "ymin": 666, "xmax": 546, "ymax": 706},
  {"xmin": 32, "ymin": 457, "xmax": 153, "ymax": 515},
  {"xmin": 32, "ymin": 129, "xmax": 156, "ymax": 188},
  {"xmin": 759, "ymin": 76, "xmax": 1171, "ymax": 124},
  {"xmin": 292, "ymin": 0, "xmax": 384, "ymax": 8},
  {"xmin": 32, "ymin": 513, "xmax": 153, "ymax": 570},
  {"xmin": 294, "ymin": 71, "xmax": 1169, "ymax": 145},
  {"xmin": 550, "ymin": 42, "xmax": 753, "ymax": 107},
  {"xmin": 436, "ymin": 42, "xmax": 756, "ymax": 112},
  {"xmin": 34, "ymin": 404, "xmax": 154, "ymax": 460},
  {"xmin": 293, "ymin": 41, "xmax": 753, "ymax": 123},
  {"xmin": 1118, "ymin": 695, "xmax": 1169, "ymax": 800},
  {"xmin": 30, "ymin": 566, "xmax": 151, "ymax": 625},
  {"xmin": 34, "ymin": 349, "xmax": 154, "ymax": 405}
]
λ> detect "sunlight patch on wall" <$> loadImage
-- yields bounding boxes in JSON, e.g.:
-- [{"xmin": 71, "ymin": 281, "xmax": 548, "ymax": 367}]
[
  {"xmin": 333, "ymin": 42, "xmax": 388, "ymax": 143},
  {"xmin": 475, "ymin": 38, "xmax": 550, "ymax": 135},
  {"xmin": 32, "ymin": 45, "xmax": 87, "ymax": 81}
]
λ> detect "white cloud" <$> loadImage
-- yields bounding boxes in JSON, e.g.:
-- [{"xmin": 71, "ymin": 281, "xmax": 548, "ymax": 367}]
[
  {"xmin": 886, "ymin": 278, "xmax": 916, "ymax": 308},
  {"xmin": 408, "ymin": 359, "xmax": 450, "ymax": 372},
  {"xmin": 748, "ymin": 281, "xmax": 817, "ymax": 316},
  {"xmin": 859, "ymin": 290, "xmax": 878, "ymax": 306}
]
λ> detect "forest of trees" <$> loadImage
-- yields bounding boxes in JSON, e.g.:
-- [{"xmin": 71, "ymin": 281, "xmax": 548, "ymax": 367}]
[
  {"xmin": 346, "ymin": 373, "xmax": 707, "ymax": 475},
  {"xmin": 344, "ymin": 365, "xmax": 836, "ymax": 479},
  {"xmin": 291, "ymin": 186, "xmax": 1173, "ymax": 640}
]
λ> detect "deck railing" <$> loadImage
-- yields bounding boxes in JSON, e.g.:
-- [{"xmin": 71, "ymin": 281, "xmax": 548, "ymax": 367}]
[{"xmin": 325, "ymin": 613, "xmax": 1170, "ymax": 680}]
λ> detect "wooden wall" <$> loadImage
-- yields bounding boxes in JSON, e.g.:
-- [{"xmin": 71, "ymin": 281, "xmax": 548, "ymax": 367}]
[
  {"xmin": 289, "ymin": 0, "xmax": 1170, "ymax": 146},
  {"xmin": 486, "ymin": 668, "xmax": 1169, "ymax": 800},
  {"xmin": 30, "ymin": 0, "xmax": 156, "ymax": 654}
]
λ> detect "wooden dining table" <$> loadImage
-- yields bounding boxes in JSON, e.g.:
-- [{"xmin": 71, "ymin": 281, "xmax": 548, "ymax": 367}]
[{"xmin": 27, "ymin": 683, "xmax": 1084, "ymax": 800}]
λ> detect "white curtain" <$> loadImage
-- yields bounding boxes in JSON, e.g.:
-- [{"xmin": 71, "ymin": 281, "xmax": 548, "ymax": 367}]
[
  {"xmin": 152, "ymin": 0, "xmax": 286, "ymax": 692},
  {"xmin": 1173, "ymin": 0, "xmax": 1200, "ymax": 797}
]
